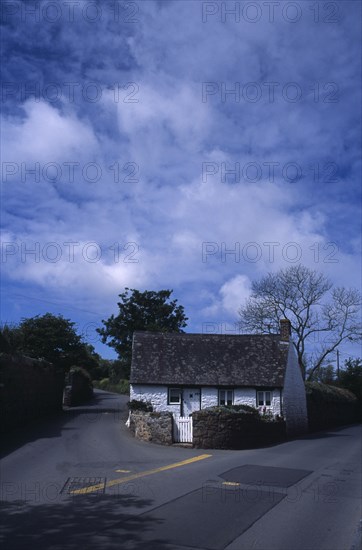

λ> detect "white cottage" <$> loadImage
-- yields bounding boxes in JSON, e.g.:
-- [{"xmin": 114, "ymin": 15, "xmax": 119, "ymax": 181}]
[{"xmin": 130, "ymin": 320, "xmax": 308, "ymax": 435}]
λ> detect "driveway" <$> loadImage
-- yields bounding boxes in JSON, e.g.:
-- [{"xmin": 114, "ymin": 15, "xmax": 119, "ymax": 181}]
[{"xmin": 1, "ymin": 390, "xmax": 361, "ymax": 549}]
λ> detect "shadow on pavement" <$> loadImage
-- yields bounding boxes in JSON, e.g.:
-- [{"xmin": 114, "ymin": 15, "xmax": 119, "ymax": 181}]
[
  {"xmin": 0, "ymin": 492, "xmax": 171, "ymax": 550},
  {"xmin": 0, "ymin": 391, "xmax": 128, "ymax": 459},
  {"xmin": 0, "ymin": 411, "xmax": 75, "ymax": 459},
  {"xmin": 296, "ymin": 424, "xmax": 361, "ymax": 440}
]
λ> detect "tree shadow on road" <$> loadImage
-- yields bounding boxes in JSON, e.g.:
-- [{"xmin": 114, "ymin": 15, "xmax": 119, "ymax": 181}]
[
  {"xmin": 0, "ymin": 391, "xmax": 128, "ymax": 459},
  {"xmin": 0, "ymin": 492, "xmax": 172, "ymax": 550},
  {"xmin": 296, "ymin": 423, "xmax": 361, "ymax": 440},
  {"xmin": 0, "ymin": 411, "xmax": 76, "ymax": 459}
]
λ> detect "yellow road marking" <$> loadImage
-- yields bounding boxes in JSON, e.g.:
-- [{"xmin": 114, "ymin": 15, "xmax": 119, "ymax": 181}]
[
  {"xmin": 71, "ymin": 454, "xmax": 212, "ymax": 495},
  {"xmin": 115, "ymin": 469, "xmax": 131, "ymax": 473},
  {"xmin": 222, "ymin": 481, "xmax": 240, "ymax": 486}
]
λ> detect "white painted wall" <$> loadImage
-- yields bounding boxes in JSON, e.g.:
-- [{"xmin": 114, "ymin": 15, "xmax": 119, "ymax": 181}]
[
  {"xmin": 234, "ymin": 388, "xmax": 281, "ymax": 416},
  {"xmin": 234, "ymin": 388, "xmax": 256, "ymax": 408},
  {"xmin": 283, "ymin": 342, "xmax": 308, "ymax": 435},
  {"xmin": 131, "ymin": 384, "xmax": 282, "ymax": 416},
  {"xmin": 201, "ymin": 387, "xmax": 218, "ymax": 409},
  {"xmin": 130, "ymin": 384, "xmax": 181, "ymax": 414},
  {"xmin": 270, "ymin": 390, "xmax": 282, "ymax": 416},
  {"xmin": 200, "ymin": 386, "xmax": 281, "ymax": 415}
]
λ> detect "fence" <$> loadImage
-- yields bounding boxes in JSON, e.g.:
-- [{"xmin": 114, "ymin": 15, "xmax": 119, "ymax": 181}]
[{"xmin": 173, "ymin": 415, "xmax": 193, "ymax": 443}]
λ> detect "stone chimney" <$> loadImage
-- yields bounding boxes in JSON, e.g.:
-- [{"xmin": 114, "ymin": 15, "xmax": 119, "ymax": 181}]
[{"xmin": 279, "ymin": 319, "xmax": 291, "ymax": 342}]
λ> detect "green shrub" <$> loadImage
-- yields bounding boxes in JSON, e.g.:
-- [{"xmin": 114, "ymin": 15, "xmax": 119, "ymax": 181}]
[
  {"xmin": 228, "ymin": 404, "xmax": 260, "ymax": 415},
  {"xmin": 127, "ymin": 399, "xmax": 153, "ymax": 412},
  {"xmin": 202, "ymin": 404, "xmax": 261, "ymax": 418},
  {"xmin": 92, "ymin": 378, "xmax": 129, "ymax": 394},
  {"xmin": 99, "ymin": 377, "xmax": 110, "ymax": 389},
  {"xmin": 70, "ymin": 365, "xmax": 92, "ymax": 380},
  {"xmin": 117, "ymin": 379, "xmax": 130, "ymax": 394},
  {"xmin": 305, "ymin": 381, "xmax": 358, "ymax": 431}
]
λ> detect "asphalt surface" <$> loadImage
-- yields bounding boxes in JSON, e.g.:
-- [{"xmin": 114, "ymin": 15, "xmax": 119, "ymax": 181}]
[{"xmin": 1, "ymin": 390, "xmax": 361, "ymax": 550}]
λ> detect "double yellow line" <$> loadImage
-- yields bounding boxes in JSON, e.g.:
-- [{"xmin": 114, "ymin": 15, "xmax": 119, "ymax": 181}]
[{"xmin": 71, "ymin": 454, "xmax": 212, "ymax": 495}]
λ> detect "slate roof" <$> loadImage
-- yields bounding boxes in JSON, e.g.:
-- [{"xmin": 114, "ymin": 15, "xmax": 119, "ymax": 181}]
[{"xmin": 130, "ymin": 332, "xmax": 289, "ymax": 387}]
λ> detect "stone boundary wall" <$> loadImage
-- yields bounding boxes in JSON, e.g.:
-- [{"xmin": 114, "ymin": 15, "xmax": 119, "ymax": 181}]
[
  {"xmin": 129, "ymin": 411, "xmax": 173, "ymax": 445},
  {"xmin": 0, "ymin": 353, "xmax": 64, "ymax": 432},
  {"xmin": 192, "ymin": 410, "xmax": 286, "ymax": 449}
]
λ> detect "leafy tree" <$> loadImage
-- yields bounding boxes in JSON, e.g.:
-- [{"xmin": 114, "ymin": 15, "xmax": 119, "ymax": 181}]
[
  {"xmin": 238, "ymin": 265, "xmax": 361, "ymax": 379},
  {"xmin": 107, "ymin": 358, "xmax": 130, "ymax": 383},
  {"xmin": 339, "ymin": 357, "xmax": 362, "ymax": 402},
  {"xmin": 18, "ymin": 313, "xmax": 83, "ymax": 368},
  {"xmin": 7, "ymin": 313, "xmax": 96, "ymax": 371},
  {"xmin": 87, "ymin": 357, "xmax": 128, "ymax": 383},
  {"xmin": 97, "ymin": 288, "xmax": 188, "ymax": 377},
  {"xmin": 89, "ymin": 357, "xmax": 113, "ymax": 381},
  {"xmin": 0, "ymin": 323, "xmax": 23, "ymax": 354},
  {"xmin": 78, "ymin": 344, "xmax": 103, "ymax": 378},
  {"xmin": 308, "ymin": 363, "xmax": 337, "ymax": 384}
]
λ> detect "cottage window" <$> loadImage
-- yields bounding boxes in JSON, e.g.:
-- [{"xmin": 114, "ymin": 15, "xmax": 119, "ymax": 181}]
[
  {"xmin": 219, "ymin": 389, "xmax": 233, "ymax": 406},
  {"xmin": 257, "ymin": 391, "xmax": 272, "ymax": 407},
  {"xmin": 168, "ymin": 388, "xmax": 182, "ymax": 404}
]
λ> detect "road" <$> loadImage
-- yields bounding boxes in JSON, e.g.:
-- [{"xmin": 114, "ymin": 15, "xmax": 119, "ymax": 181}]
[{"xmin": 1, "ymin": 390, "xmax": 361, "ymax": 550}]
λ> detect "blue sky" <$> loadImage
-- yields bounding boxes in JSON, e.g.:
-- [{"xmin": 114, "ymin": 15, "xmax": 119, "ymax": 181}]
[{"xmin": 1, "ymin": 0, "xmax": 361, "ymax": 362}]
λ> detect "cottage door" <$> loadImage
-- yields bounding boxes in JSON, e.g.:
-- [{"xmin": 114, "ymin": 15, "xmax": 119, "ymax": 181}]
[{"xmin": 182, "ymin": 388, "xmax": 200, "ymax": 417}]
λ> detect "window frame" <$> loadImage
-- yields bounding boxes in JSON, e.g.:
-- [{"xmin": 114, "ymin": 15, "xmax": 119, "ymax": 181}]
[
  {"xmin": 257, "ymin": 390, "xmax": 272, "ymax": 407},
  {"xmin": 218, "ymin": 388, "xmax": 234, "ymax": 406},
  {"xmin": 168, "ymin": 387, "xmax": 182, "ymax": 405}
]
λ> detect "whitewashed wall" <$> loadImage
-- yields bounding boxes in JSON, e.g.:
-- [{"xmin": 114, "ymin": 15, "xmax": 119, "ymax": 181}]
[
  {"xmin": 283, "ymin": 342, "xmax": 308, "ymax": 435},
  {"xmin": 234, "ymin": 388, "xmax": 256, "ymax": 408},
  {"xmin": 130, "ymin": 384, "xmax": 181, "ymax": 414},
  {"xmin": 200, "ymin": 387, "xmax": 281, "ymax": 415},
  {"xmin": 201, "ymin": 387, "xmax": 218, "ymax": 408},
  {"xmin": 131, "ymin": 384, "xmax": 282, "ymax": 416},
  {"xmin": 270, "ymin": 390, "xmax": 282, "ymax": 416},
  {"xmin": 234, "ymin": 388, "xmax": 281, "ymax": 416}
]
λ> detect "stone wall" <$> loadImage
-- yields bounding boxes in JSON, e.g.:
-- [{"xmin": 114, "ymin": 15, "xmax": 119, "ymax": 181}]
[
  {"xmin": 129, "ymin": 411, "xmax": 173, "ymax": 445},
  {"xmin": 0, "ymin": 353, "xmax": 64, "ymax": 432},
  {"xmin": 192, "ymin": 409, "xmax": 286, "ymax": 449}
]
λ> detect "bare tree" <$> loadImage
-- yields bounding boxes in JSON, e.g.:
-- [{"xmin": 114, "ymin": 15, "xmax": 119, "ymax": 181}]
[{"xmin": 238, "ymin": 265, "xmax": 361, "ymax": 379}]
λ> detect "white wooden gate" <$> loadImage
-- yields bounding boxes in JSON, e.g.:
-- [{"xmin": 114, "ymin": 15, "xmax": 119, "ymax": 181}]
[{"xmin": 173, "ymin": 415, "xmax": 193, "ymax": 443}]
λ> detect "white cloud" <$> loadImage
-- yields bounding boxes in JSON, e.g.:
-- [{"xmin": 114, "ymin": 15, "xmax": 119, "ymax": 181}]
[
  {"xmin": 1, "ymin": 0, "xmax": 361, "ymax": 357},
  {"xmin": 201, "ymin": 274, "xmax": 251, "ymax": 319},
  {"xmin": 220, "ymin": 274, "xmax": 252, "ymax": 313},
  {"xmin": 2, "ymin": 101, "xmax": 99, "ymax": 164}
]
